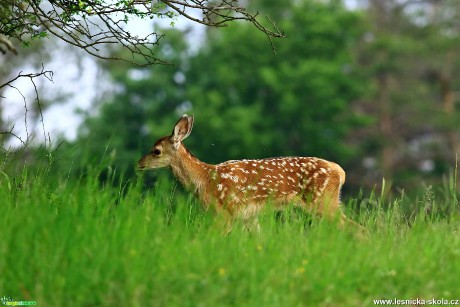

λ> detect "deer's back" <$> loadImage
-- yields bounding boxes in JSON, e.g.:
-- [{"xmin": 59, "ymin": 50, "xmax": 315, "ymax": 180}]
[{"xmin": 210, "ymin": 157, "xmax": 343, "ymax": 213}]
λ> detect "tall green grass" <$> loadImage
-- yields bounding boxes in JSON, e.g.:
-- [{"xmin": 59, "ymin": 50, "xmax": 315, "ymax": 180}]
[{"xmin": 1, "ymin": 166, "xmax": 459, "ymax": 306}]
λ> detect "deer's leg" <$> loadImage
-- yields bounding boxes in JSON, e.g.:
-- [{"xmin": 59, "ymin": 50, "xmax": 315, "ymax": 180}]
[
  {"xmin": 217, "ymin": 211, "xmax": 234, "ymax": 236},
  {"xmin": 310, "ymin": 196, "xmax": 345, "ymax": 226},
  {"xmin": 218, "ymin": 200, "xmax": 262, "ymax": 235},
  {"xmin": 319, "ymin": 186, "xmax": 366, "ymax": 234},
  {"xmin": 307, "ymin": 171, "xmax": 362, "ymax": 230}
]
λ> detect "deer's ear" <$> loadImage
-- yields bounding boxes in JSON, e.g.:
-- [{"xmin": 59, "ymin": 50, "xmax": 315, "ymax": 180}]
[{"xmin": 171, "ymin": 114, "xmax": 194, "ymax": 150}]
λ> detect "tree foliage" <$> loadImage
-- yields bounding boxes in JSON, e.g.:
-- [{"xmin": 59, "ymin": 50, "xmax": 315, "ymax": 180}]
[{"xmin": 184, "ymin": 0, "xmax": 365, "ymax": 164}]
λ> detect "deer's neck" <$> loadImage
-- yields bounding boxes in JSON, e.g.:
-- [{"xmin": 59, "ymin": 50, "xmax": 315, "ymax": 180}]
[{"xmin": 170, "ymin": 146, "xmax": 215, "ymax": 198}]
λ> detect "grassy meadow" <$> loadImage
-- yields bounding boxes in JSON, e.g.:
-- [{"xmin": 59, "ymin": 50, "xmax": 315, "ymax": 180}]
[{"xmin": 1, "ymin": 165, "xmax": 460, "ymax": 306}]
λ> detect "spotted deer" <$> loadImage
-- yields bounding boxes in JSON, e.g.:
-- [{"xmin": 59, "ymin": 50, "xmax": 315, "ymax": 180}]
[{"xmin": 138, "ymin": 114, "xmax": 357, "ymax": 228}]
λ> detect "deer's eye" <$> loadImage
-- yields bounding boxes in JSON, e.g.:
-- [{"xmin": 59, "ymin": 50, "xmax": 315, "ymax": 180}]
[{"xmin": 152, "ymin": 149, "xmax": 161, "ymax": 156}]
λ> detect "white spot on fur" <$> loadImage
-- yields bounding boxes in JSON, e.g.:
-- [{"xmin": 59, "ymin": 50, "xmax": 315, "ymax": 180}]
[
  {"xmin": 321, "ymin": 177, "xmax": 330, "ymax": 192},
  {"xmin": 230, "ymin": 175, "xmax": 239, "ymax": 183}
]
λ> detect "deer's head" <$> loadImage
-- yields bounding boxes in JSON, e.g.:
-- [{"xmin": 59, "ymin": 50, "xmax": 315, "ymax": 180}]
[{"xmin": 138, "ymin": 114, "xmax": 194, "ymax": 170}]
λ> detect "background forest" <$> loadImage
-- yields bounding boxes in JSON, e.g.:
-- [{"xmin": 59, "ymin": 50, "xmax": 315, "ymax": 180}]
[{"xmin": 2, "ymin": 0, "xmax": 460, "ymax": 196}]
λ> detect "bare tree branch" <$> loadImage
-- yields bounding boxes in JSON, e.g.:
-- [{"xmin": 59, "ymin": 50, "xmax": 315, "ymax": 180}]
[
  {"xmin": 0, "ymin": 65, "xmax": 53, "ymax": 147},
  {"xmin": 0, "ymin": 124, "xmax": 27, "ymax": 147},
  {"xmin": 0, "ymin": 68, "xmax": 53, "ymax": 93},
  {"xmin": 0, "ymin": 34, "xmax": 18, "ymax": 55},
  {"xmin": 0, "ymin": 0, "xmax": 285, "ymax": 65}
]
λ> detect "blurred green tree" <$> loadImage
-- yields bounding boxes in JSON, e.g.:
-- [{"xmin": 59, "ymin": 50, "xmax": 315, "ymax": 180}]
[{"xmin": 180, "ymin": 0, "xmax": 366, "ymax": 165}]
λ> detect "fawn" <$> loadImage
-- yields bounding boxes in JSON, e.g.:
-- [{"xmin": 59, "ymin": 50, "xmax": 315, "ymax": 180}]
[{"xmin": 138, "ymin": 114, "xmax": 358, "ymax": 228}]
